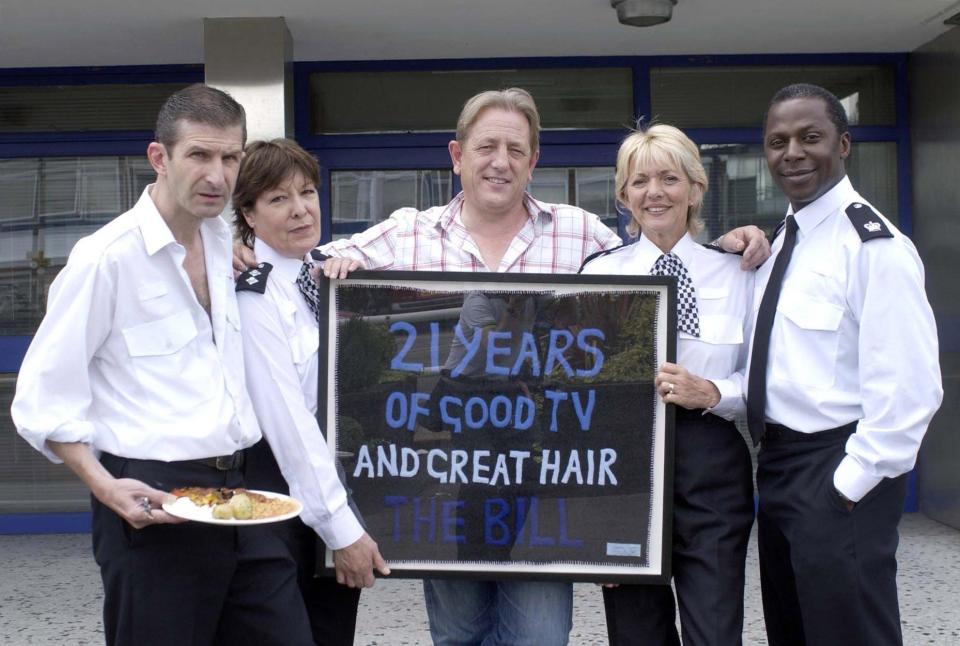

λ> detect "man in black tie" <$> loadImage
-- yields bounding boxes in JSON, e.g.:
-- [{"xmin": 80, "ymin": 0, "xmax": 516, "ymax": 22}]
[{"xmin": 747, "ymin": 83, "xmax": 942, "ymax": 645}]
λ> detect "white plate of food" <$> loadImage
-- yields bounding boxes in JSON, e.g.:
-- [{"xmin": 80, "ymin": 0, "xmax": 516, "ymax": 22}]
[{"xmin": 163, "ymin": 487, "xmax": 302, "ymax": 525}]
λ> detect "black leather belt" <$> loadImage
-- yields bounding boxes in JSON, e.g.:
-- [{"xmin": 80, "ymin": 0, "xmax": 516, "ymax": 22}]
[
  {"xmin": 187, "ymin": 450, "xmax": 245, "ymax": 471},
  {"xmin": 763, "ymin": 421, "xmax": 857, "ymax": 443}
]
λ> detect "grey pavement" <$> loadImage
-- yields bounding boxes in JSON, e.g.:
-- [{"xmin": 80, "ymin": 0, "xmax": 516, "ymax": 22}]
[{"xmin": 1, "ymin": 513, "xmax": 958, "ymax": 645}]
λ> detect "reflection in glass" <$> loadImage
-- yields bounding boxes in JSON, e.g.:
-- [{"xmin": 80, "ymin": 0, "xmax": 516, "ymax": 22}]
[
  {"xmin": 310, "ymin": 68, "xmax": 632, "ymax": 134},
  {"xmin": 528, "ymin": 169, "xmax": 569, "ymax": 205},
  {"xmin": 0, "ymin": 82, "xmax": 190, "ymax": 133},
  {"xmin": 0, "ymin": 156, "xmax": 153, "ymax": 335},
  {"xmin": 529, "ymin": 167, "xmax": 618, "ymax": 235},
  {"xmin": 0, "ymin": 375, "xmax": 87, "ymax": 513},
  {"xmin": 697, "ymin": 142, "xmax": 898, "ymax": 241},
  {"xmin": 331, "ymin": 170, "xmax": 452, "ymax": 239},
  {"xmin": 651, "ymin": 65, "xmax": 895, "ymax": 128},
  {"xmin": 0, "ymin": 155, "xmax": 156, "ymax": 514}
]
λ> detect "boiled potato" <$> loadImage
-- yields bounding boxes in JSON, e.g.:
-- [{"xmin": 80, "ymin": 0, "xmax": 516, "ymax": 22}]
[
  {"xmin": 229, "ymin": 493, "xmax": 253, "ymax": 520},
  {"xmin": 212, "ymin": 503, "xmax": 234, "ymax": 520}
]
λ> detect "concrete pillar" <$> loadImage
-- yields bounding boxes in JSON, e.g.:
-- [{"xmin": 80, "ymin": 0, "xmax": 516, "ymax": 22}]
[
  {"xmin": 203, "ymin": 17, "xmax": 293, "ymax": 143},
  {"xmin": 909, "ymin": 26, "xmax": 960, "ymax": 529}
]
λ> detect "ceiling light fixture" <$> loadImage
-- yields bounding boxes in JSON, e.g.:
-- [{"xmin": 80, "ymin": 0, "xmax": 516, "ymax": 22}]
[{"xmin": 610, "ymin": 0, "xmax": 678, "ymax": 27}]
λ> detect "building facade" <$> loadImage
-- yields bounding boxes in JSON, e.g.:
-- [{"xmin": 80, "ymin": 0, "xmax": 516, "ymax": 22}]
[{"xmin": 1, "ymin": 5, "xmax": 957, "ymax": 532}]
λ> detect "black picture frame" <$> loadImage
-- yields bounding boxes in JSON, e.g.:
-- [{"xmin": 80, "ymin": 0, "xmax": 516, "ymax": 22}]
[{"xmin": 318, "ymin": 271, "xmax": 676, "ymax": 584}]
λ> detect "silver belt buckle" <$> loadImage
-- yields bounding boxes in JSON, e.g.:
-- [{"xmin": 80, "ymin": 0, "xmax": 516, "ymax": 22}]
[{"xmin": 215, "ymin": 454, "xmax": 234, "ymax": 470}]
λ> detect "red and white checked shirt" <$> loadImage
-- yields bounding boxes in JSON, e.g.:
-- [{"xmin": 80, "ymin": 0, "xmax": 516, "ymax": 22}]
[{"xmin": 319, "ymin": 192, "xmax": 622, "ymax": 273}]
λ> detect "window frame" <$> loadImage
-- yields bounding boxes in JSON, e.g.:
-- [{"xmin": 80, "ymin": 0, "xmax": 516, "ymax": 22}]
[
  {"xmin": 293, "ymin": 53, "xmax": 910, "ymax": 245},
  {"xmin": 0, "ymin": 53, "xmax": 912, "ymax": 528}
]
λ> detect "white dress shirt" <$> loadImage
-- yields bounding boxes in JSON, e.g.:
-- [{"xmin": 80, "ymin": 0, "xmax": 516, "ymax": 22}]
[
  {"xmin": 320, "ymin": 192, "xmax": 621, "ymax": 274},
  {"xmin": 581, "ymin": 232, "xmax": 754, "ymax": 420},
  {"xmin": 749, "ymin": 176, "xmax": 943, "ymax": 501},
  {"xmin": 13, "ymin": 187, "xmax": 260, "ymax": 462},
  {"xmin": 237, "ymin": 239, "xmax": 364, "ymax": 550}
]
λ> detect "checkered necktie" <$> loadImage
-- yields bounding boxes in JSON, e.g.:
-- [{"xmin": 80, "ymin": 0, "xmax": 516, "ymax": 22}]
[
  {"xmin": 297, "ymin": 260, "xmax": 323, "ymax": 322},
  {"xmin": 651, "ymin": 252, "xmax": 700, "ymax": 337}
]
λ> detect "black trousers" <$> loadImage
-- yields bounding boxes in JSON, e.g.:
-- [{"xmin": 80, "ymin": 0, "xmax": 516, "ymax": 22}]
[
  {"xmin": 245, "ymin": 439, "xmax": 361, "ymax": 646},
  {"xmin": 604, "ymin": 408, "xmax": 755, "ymax": 646},
  {"xmin": 93, "ymin": 453, "xmax": 314, "ymax": 646},
  {"xmin": 757, "ymin": 424, "xmax": 906, "ymax": 646}
]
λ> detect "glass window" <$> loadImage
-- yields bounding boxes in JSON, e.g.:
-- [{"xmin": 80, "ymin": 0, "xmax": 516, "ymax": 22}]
[
  {"xmin": 0, "ymin": 154, "xmax": 156, "ymax": 513},
  {"xmin": 0, "ymin": 82, "xmax": 190, "ymax": 133},
  {"xmin": 310, "ymin": 68, "xmax": 633, "ymax": 134},
  {"xmin": 650, "ymin": 65, "xmax": 895, "ymax": 128},
  {"xmin": 330, "ymin": 166, "xmax": 620, "ymax": 239},
  {"xmin": 330, "ymin": 170, "xmax": 453, "ymax": 238},
  {"xmin": 0, "ymin": 156, "xmax": 153, "ymax": 335},
  {"xmin": 0, "ymin": 374, "xmax": 88, "ymax": 513},
  {"xmin": 529, "ymin": 167, "xmax": 619, "ymax": 234},
  {"xmin": 697, "ymin": 142, "xmax": 898, "ymax": 241}
]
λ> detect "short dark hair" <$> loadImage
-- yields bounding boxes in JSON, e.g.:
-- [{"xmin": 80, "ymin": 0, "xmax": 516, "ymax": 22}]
[
  {"xmin": 155, "ymin": 83, "xmax": 246, "ymax": 150},
  {"xmin": 764, "ymin": 83, "xmax": 849, "ymax": 137},
  {"xmin": 232, "ymin": 138, "xmax": 322, "ymax": 248}
]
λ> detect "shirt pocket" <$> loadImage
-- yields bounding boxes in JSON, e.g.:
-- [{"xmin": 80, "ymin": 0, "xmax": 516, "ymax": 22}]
[
  {"xmin": 695, "ymin": 287, "xmax": 744, "ymax": 346},
  {"xmin": 137, "ymin": 281, "xmax": 168, "ymax": 301},
  {"xmin": 289, "ymin": 319, "xmax": 320, "ymax": 369},
  {"xmin": 122, "ymin": 310, "xmax": 198, "ymax": 356},
  {"xmin": 698, "ymin": 314, "xmax": 744, "ymax": 345},
  {"xmin": 121, "ymin": 310, "xmax": 214, "ymax": 411},
  {"xmin": 773, "ymin": 294, "xmax": 843, "ymax": 388}
]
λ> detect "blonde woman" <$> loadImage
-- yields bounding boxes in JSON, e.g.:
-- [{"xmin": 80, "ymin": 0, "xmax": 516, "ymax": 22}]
[{"xmin": 581, "ymin": 125, "xmax": 754, "ymax": 646}]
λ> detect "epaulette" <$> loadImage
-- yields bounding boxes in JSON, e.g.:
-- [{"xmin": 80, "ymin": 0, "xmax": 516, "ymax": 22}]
[
  {"xmin": 236, "ymin": 262, "xmax": 273, "ymax": 294},
  {"xmin": 309, "ymin": 249, "xmax": 329, "ymax": 263},
  {"xmin": 845, "ymin": 202, "xmax": 893, "ymax": 242},
  {"xmin": 701, "ymin": 242, "xmax": 730, "ymax": 255},
  {"xmin": 578, "ymin": 244, "xmax": 628, "ymax": 273}
]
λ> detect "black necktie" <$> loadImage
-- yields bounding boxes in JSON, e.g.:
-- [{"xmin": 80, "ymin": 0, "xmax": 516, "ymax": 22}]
[{"xmin": 746, "ymin": 215, "xmax": 799, "ymax": 445}]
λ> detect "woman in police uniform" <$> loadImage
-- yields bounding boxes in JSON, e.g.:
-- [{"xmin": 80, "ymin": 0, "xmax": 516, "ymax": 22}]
[
  {"xmin": 580, "ymin": 125, "xmax": 754, "ymax": 646},
  {"xmin": 233, "ymin": 139, "xmax": 387, "ymax": 645}
]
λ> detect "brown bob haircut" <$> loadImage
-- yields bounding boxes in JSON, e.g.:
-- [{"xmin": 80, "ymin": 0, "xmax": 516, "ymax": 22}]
[{"xmin": 232, "ymin": 138, "xmax": 321, "ymax": 247}]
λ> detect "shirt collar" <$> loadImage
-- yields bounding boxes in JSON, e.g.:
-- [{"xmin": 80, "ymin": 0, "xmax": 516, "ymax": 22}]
[
  {"xmin": 134, "ymin": 186, "xmax": 176, "ymax": 256},
  {"xmin": 135, "ymin": 184, "xmax": 232, "ymax": 256},
  {"xmin": 635, "ymin": 231, "xmax": 696, "ymax": 269},
  {"xmin": 253, "ymin": 238, "xmax": 304, "ymax": 284},
  {"xmin": 788, "ymin": 175, "xmax": 854, "ymax": 234},
  {"xmin": 436, "ymin": 191, "xmax": 553, "ymax": 231}
]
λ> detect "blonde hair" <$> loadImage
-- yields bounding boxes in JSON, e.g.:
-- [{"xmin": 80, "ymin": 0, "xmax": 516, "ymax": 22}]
[
  {"xmin": 615, "ymin": 124, "xmax": 708, "ymax": 238},
  {"xmin": 456, "ymin": 88, "xmax": 541, "ymax": 155}
]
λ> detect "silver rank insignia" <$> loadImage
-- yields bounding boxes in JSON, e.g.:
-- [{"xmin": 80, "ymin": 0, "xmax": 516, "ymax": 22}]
[
  {"xmin": 845, "ymin": 202, "xmax": 892, "ymax": 242},
  {"xmin": 236, "ymin": 262, "xmax": 273, "ymax": 294}
]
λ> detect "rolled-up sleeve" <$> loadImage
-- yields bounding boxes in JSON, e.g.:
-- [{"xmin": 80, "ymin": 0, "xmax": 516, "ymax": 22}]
[{"xmin": 12, "ymin": 240, "xmax": 114, "ymax": 462}]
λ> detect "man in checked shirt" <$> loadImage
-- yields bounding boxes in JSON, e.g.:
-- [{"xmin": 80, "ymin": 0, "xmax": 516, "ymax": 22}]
[{"xmin": 236, "ymin": 87, "xmax": 768, "ymax": 645}]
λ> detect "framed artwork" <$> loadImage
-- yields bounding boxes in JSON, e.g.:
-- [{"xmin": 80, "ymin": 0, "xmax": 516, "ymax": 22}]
[{"xmin": 320, "ymin": 271, "xmax": 676, "ymax": 583}]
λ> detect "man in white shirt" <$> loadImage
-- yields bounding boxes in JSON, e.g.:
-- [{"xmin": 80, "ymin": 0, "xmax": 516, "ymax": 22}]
[
  {"xmin": 747, "ymin": 83, "xmax": 943, "ymax": 645},
  {"xmin": 12, "ymin": 85, "xmax": 312, "ymax": 646}
]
